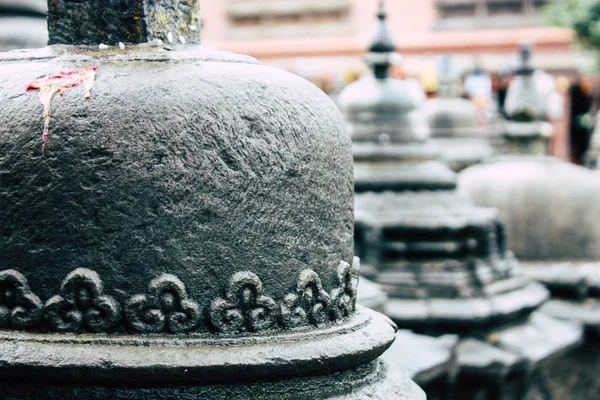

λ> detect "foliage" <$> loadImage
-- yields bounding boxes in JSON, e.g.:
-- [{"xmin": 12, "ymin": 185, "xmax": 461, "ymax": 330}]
[{"xmin": 542, "ymin": 0, "xmax": 600, "ymax": 50}]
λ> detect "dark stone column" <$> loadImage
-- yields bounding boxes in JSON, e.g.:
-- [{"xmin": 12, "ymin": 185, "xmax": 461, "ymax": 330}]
[{"xmin": 48, "ymin": 0, "xmax": 201, "ymax": 45}]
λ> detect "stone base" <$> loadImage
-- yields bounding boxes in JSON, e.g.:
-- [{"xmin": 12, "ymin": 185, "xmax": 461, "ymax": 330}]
[
  {"xmin": 540, "ymin": 299, "xmax": 600, "ymax": 334},
  {"xmin": 0, "ymin": 359, "xmax": 424, "ymax": 400},
  {"xmin": 540, "ymin": 334, "xmax": 600, "ymax": 400},
  {"xmin": 0, "ymin": 307, "xmax": 425, "ymax": 399},
  {"xmin": 527, "ymin": 261, "xmax": 600, "ymax": 299},
  {"xmin": 385, "ymin": 282, "xmax": 548, "ymax": 335},
  {"xmin": 453, "ymin": 312, "xmax": 583, "ymax": 400}
]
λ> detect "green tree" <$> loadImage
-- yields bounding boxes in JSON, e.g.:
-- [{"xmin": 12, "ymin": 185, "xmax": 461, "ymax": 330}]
[{"xmin": 543, "ymin": 0, "xmax": 600, "ymax": 50}]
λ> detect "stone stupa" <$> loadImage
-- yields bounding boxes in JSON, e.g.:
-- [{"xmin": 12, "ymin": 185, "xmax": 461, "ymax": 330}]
[
  {"xmin": 0, "ymin": 1, "xmax": 423, "ymax": 398},
  {"xmin": 424, "ymin": 55, "xmax": 494, "ymax": 171},
  {"xmin": 460, "ymin": 44, "xmax": 600, "ymax": 399},
  {"xmin": 339, "ymin": 7, "xmax": 582, "ymax": 400}
]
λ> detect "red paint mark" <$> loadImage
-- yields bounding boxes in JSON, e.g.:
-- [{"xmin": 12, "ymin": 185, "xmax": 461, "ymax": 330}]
[{"xmin": 26, "ymin": 67, "xmax": 98, "ymax": 155}]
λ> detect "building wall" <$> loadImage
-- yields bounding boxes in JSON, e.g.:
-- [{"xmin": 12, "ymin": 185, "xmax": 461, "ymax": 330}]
[{"xmin": 201, "ymin": 0, "xmax": 576, "ymax": 77}]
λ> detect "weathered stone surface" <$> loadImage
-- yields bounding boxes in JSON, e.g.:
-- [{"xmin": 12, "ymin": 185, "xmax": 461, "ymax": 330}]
[
  {"xmin": 451, "ymin": 312, "xmax": 583, "ymax": 400},
  {"xmin": 354, "ymin": 190, "xmax": 548, "ymax": 333},
  {"xmin": 384, "ymin": 283, "xmax": 548, "ymax": 333},
  {"xmin": 0, "ymin": 307, "xmax": 395, "ymax": 383},
  {"xmin": 527, "ymin": 261, "xmax": 596, "ymax": 299},
  {"xmin": 457, "ymin": 338, "xmax": 525, "ymax": 378},
  {"xmin": 0, "ymin": 46, "xmax": 354, "ymax": 327},
  {"xmin": 0, "ymin": 358, "xmax": 425, "ymax": 400},
  {"xmin": 0, "ymin": 1, "xmax": 427, "ymax": 398},
  {"xmin": 48, "ymin": 0, "xmax": 201, "ymax": 45},
  {"xmin": 540, "ymin": 299, "xmax": 600, "ymax": 334},
  {"xmin": 541, "ymin": 336, "xmax": 600, "ymax": 400}
]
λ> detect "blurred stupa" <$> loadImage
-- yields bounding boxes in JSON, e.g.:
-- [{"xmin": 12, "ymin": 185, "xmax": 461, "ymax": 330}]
[
  {"xmin": 424, "ymin": 55, "xmax": 495, "ymax": 171},
  {"xmin": 340, "ymin": 8, "xmax": 582, "ymax": 400},
  {"xmin": 460, "ymin": 44, "xmax": 600, "ymax": 340}
]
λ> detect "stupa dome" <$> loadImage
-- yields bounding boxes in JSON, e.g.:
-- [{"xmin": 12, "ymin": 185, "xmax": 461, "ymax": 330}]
[{"xmin": 338, "ymin": 5, "xmax": 429, "ymax": 144}]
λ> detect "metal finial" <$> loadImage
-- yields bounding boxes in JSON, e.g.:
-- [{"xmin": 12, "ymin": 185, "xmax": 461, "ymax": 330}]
[
  {"xmin": 520, "ymin": 42, "xmax": 532, "ymax": 63},
  {"xmin": 366, "ymin": 0, "xmax": 396, "ymax": 79},
  {"xmin": 370, "ymin": 0, "xmax": 395, "ymax": 54},
  {"xmin": 377, "ymin": 0, "xmax": 387, "ymax": 20},
  {"xmin": 516, "ymin": 42, "xmax": 534, "ymax": 76}
]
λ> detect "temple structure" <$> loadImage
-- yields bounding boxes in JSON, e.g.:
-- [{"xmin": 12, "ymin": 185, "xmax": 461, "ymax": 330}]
[
  {"xmin": 0, "ymin": 1, "xmax": 423, "ymax": 398},
  {"xmin": 459, "ymin": 44, "xmax": 600, "ymax": 399},
  {"xmin": 424, "ymin": 56, "xmax": 494, "ymax": 171},
  {"xmin": 340, "ymin": 4, "xmax": 582, "ymax": 399}
]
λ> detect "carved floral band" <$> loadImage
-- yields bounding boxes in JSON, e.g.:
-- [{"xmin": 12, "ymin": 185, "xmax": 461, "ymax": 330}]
[{"xmin": 0, "ymin": 258, "xmax": 359, "ymax": 335}]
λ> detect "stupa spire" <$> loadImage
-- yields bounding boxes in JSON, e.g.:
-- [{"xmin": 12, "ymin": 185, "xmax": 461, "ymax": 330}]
[{"xmin": 366, "ymin": 0, "xmax": 396, "ymax": 79}]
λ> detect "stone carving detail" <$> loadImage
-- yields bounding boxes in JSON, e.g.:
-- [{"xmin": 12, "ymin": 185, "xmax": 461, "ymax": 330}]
[
  {"xmin": 125, "ymin": 274, "xmax": 201, "ymax": 334},
  {"xmin": 280, "ymin": 270, "xmax": 332, "ymax": 329},
  {"xmin": 330, "ymin": 259, "xmax": 359, "ymax": 320},
  {"xmin": 0, "ymin": 270, "xmax": 43, "ymax": 330},
  {"xmin": 0, "ymin": 261, "xmax": 358, "ymax": 334},
  {"xmin": 209, "ymin": 272, "xmax": 277, "ymax": 334},
  {"xmin": 44, "ymin": 268, "xmax": 121, "ymax": 332}
]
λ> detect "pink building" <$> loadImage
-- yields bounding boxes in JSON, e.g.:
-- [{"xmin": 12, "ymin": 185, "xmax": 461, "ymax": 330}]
[{"xmin": 201, "ymin": 0, "xmax": 577, "ymax": 78}]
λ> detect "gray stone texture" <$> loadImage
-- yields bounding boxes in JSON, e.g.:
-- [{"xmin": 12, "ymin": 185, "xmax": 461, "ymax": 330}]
[
  {"xmin": 0, "ymin": 46, "xmax": 354, "ymax": 322},
  {"xmin": 48, "ymin": 0, "xmax": 202, "ymax": 45}
]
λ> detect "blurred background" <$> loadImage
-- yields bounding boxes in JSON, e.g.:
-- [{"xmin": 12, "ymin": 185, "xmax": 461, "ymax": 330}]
[{"xmin": 1, "ymin": 0, "xmax": 600, "ymax": 165}]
